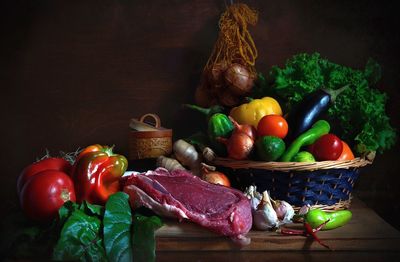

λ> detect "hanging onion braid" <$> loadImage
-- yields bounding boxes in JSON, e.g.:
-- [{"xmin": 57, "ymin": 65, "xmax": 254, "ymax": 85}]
[{"xmin": 204, "ymin": 3, "xmax": 258, "ymax": 76}]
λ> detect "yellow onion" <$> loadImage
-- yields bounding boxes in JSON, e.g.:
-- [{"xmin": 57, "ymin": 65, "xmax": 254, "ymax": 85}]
[
  {"xmin": 224, "ymin": 63, "xmax": 254, "ymax": 96},
  {"xmin": 229, "ymin": 116, "xmax": 257, "ymax": 141},
  {"xmin": 209, "ymin": 62, "xmax": 228, "ymax": 88},
  {"xmin": 202, "ymin": 170, "xmax": 231, "ymax": 187},
  {"xmin": 217, "ymin": 132, "xmax": 254, "ymax": 160}
]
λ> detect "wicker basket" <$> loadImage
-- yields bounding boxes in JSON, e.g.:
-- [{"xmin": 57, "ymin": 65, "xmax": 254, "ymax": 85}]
[{"xmin": 212, "ymin": 154, "xmax": 374, "ymax": 210}]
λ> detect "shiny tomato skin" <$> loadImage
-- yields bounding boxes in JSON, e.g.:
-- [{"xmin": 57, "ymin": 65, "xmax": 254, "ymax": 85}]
[
  {"xmin": 337, "ymin": 141, "xmax": 355, "ymax": 161},
  {"xmin": 20, "ymin": 170, "xmax": 76, "ymax": 223},
  {"xmin": 312, "ymin": 134, "xmax": 343, "ymax": 161},
  {"xmin": 257, "ymin": 115, "xmax": 288, "ymax": 139},
  {"xmin": 17, "ymin": 158, "xmax": 72, "ymax": 195}
]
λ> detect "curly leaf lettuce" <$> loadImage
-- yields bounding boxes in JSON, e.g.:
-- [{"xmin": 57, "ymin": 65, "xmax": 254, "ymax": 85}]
[{"xmin": 268, "ymin": 53, "xmax": 396, "ymax": 154}]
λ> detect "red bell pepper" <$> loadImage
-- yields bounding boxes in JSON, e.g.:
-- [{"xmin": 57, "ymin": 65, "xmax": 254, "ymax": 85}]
[{"xmin": 72, "ymin": 144, "xmax": 128, "ymax": 205}]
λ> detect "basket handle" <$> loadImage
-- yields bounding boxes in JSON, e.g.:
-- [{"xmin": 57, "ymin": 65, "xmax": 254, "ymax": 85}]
[{"xmin": 139, "ymin": 113, "xmax": 161, "ymax": 128}]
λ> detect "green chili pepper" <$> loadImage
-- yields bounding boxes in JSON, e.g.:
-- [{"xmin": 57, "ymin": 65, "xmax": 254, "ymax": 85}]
[
  {"xmin": 183, "ymin": 104, "xmax": 225, "ymax": 121},
  {"xmin": 280, "ymin": 120, "xmax": 330, "ymax": 162},
  {"xmin": 208, "ymin": 113, "xmax": 234, "ymax": 156},
  {"xmin": 305, "ymin": 209, "xmax": 352, "ymax": 230}
]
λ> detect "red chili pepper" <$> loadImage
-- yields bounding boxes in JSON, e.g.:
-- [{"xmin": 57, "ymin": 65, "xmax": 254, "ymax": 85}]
[
  {"xmin": 279, "ymin": 227, "xmax": 305, "ymax": 235},
  {"xmin": 280, "ymin": 219, "xmax": 331, "ymax": 250},
  {"xmin": 72, "ymin": 144, "xmax": 128, "ymax": 205},
  {"xmin": 304, "ymin": 222, "xmax": 331, "ymax": 250}
]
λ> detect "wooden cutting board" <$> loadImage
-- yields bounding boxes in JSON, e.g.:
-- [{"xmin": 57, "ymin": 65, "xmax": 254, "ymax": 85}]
[{"xmin": 155, "ymin": 197, "xmax": 400, "ymax": 252}]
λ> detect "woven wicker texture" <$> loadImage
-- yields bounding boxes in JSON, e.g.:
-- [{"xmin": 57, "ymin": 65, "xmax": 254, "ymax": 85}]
[
  {"xmin": 212, "ymin": 155, "xmax": 373, "ymax": 209},
  {"xmin": 213, "ymin": 157, "xmax": 372, "ymax": 171}
]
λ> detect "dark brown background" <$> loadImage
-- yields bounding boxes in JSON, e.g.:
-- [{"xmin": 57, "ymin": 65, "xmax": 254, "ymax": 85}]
[{"xmin": 1, "ymin": 0, "xmax": 399, "ymax": 230}]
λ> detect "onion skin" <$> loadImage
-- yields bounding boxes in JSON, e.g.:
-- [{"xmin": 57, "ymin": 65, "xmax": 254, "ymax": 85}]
[
  {"xmin": 202, "ymin": 171, "xmax": 231, "ymax": 187},
  {"xmin": 224, "ymin": 63, "xmax": 254, "ymax": 96},
  {"xmin": 229, "ymin": 116, "xmax": 257, "ymax": 141},
  {"xmin": 217, "ymin": 133, "xmax": 254, "ymax": 160},
  {"xmin": 209, "ymin": 62, "xmax": 228, "ymax": 88}
]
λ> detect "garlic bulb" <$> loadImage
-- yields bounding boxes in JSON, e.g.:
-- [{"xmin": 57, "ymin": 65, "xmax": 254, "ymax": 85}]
[
  {"xmin": 244, "ymin": 185, "xmax": 262, "ymax": 211},
  {"xmin": 246, "ymin": 187, "xmax": 295, "ymax": 230},
  {"xmin": 252, "ymin": 191, "xmax": 279, "ymax": 230},
  {"xmin": 272, "ymin": 199, "xmax": 295, "ymax": 225}
]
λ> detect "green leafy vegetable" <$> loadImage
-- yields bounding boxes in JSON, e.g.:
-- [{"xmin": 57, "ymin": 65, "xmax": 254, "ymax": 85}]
[
  {"xmin": 103, "ymin": 192, "xmax": 132, "ymax": 262},
  {"xmin": 52, "ymin": 209, "xmax": 107, "ymax": 261},
  {"xmin": 132, "ymin": 214, "xmax": 163, "ymax": 262},
  {"xmin": 7, "ymin": 193, "xmax": 163, "ymax": 261},
  {"xmin": 266, "ymin": 52, "xmax": 396, "ymax": 154}
]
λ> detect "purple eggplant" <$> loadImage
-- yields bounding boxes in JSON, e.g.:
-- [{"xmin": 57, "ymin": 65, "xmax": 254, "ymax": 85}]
[{"xmin": 285, "ymin": 86, "xmax": 348, "ymax": 144}]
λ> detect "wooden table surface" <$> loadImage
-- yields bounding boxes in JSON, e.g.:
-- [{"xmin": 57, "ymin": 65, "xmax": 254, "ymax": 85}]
[{"xmin": 155, "ymin": 197, "xmax": 400, "ymax": 261}]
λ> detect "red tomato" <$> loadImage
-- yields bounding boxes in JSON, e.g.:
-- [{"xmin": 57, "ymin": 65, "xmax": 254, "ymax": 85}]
[
  {"xmin": 337, "ymin": 141, "xmax": 355, "ymax": 161},
  {"xmin": 20, "ymin": 170, "xmax": 76, "ymax": 223},
  {"xmin": 257, "ymin": 115, "xmax": 288, "ymax": 139},
  {"xmin": 17, "ymin": 157, "xmax": 72, "ymax": 195},
  {"xmin": 312, "ymin": 134, "xmax": 343, "ymax": 161}
]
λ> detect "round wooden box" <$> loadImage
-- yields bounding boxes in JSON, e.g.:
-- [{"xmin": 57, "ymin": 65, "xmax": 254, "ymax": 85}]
[{"xmin": 128, "ymin": 113, "xmax": 172, "ymax": 160}]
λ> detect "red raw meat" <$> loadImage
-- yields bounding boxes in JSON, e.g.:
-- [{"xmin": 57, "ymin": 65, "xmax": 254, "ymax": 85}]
[{"xmin": 121, "ymin": 168, "xmax": 252, "ymax": 245}]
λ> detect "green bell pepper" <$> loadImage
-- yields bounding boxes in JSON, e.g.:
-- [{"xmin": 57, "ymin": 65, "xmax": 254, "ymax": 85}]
[
  {"xmin": 280, "ymin": 120, "xmax": 330, "ymax": 162},
  {"xmin": 305, "ymin": 208, "xmax": 352, "ymax": 230},
  {"xmin": 207, "ymin": 113, "xmax": 234, "ymax": 156}
]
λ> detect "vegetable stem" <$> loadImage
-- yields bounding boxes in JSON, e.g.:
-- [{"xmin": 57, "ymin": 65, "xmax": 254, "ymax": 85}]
[
  {"xmin": 183, "ymin": 104, "xmax": 210, "ymax": 115},
  {"xmin": 183, "ymin": 104, "xmax": 225, "ymax": 118},
  {"xmin": 322, "ymin": 85, "xmax": 349, "ymax": 103}
]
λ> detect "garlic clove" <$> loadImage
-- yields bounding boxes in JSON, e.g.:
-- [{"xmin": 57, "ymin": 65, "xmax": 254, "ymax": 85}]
[
  {"xmin": 244, "ymin": 185, "xmax": 262, "ymax": 211},
  {"xmin": 252, "ymin": 190, "xmax": 279, "ymax": 230},
  {"xmin": 298, "ymin": 204, "xmax": 311, "ymax": 216}
]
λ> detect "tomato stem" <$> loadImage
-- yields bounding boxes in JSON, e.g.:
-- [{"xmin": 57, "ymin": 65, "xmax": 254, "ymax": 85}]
[{"xmin": 61, "ymin": 188, "xmax": 71, "ymax": 202}]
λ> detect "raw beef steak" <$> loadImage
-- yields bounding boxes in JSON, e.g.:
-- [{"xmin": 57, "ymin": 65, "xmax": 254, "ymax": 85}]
[{"xmin": 121, "ymin": 168, "xmax": 252, "ymax": 244}]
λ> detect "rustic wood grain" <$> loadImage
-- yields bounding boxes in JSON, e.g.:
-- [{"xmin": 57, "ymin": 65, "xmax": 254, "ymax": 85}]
[
  {"xmin": 155, "ymin": 198, "xmax": 400, "ymax": 252},
  {"xmin": 1, "ymin": 0, "xmax": 399, "ymax": 234}
]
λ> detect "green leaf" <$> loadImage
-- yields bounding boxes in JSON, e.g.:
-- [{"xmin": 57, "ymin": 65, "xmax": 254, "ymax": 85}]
[
  {"xmin": 53, "ymin": 209, "xmax": 107, "ymax": 262},
  {"xmin": 81, "ymin": 201, "xmax": 105, "ymax": 217},
  {"xmin": 103, "ymin": 192, "xmax": 133, "ymax": 262},
  {"xmin": 132, "ymin": 214, "xmax": 163, "ymax": 262},
  {"xmin": 58, "ymin": 201, "xmax": 79, "ymax": 225}
]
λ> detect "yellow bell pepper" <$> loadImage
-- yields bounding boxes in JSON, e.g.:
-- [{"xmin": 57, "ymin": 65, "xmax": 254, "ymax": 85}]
[{"xmin": 229, "ymin": 97, "xmax": 282, "ymax": 128}]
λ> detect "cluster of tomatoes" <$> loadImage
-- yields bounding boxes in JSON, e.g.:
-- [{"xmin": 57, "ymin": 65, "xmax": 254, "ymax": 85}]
[{"xmin": 17, "ymin": 157, "xmax": 76, "ymax": 223}]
